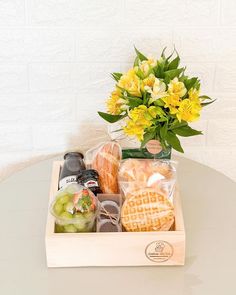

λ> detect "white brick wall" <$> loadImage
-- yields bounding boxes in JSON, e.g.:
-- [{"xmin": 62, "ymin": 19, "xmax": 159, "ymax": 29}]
[{"xmin": 0, "ymin": 0, "xmax": 235, "ymax": 182}]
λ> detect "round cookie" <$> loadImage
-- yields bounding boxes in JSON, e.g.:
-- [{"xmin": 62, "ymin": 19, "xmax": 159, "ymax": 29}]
[{"xmin": 121, "ymin": 188, "xmax": 174, "ymax": 232}]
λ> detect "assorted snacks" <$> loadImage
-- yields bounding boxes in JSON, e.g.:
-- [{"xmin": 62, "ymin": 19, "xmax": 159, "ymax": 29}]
[{"xmin": 50, "ymin": 148, "xmax": 177, "ymax": 233}]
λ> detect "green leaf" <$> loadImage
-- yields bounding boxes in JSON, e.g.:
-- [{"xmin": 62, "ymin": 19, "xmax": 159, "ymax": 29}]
[
  {"xmin": 166, "ymin": 49, "xmax": 175, "ymax": 62},
  {"xmin": 168, "ymin": 56, "xmax": 180, "ymax": 70},
  {"xmin": 154, "ymin": 64, "xmax": 164, "ymax": 78},
  {"xmin": 154, "ymin": 99, "xmax": 165, "ymax": 107},
  {"xmin": 111, "ymin": 128, "xmax": 123, "ymax": 133},
  {"xmin": 111, "ymin": 72, "xmax": 123, "ymax": 82},
  {"xmin": 127, "ymin": 96, "xmax": 143, "ymax": 108},
  {"xmin": 141, "ymin": 131, "xmax": 156, "ymax": 148},
  {"xmin": 166, "ymin": 131, "xmax": 184, "ymax": 153},
  {"xmin": 173, "ymin": 125, "xmax": 202, "ymax": 137},
  {"xmin": 98, "ymin": 112, "xmax": 126, "ymax": 123},
  {"xmin": 143, "ymin": 91, "xmax": 148, "ymax": 105},
  {"xmin": 199, "ymin": 95, "xmax": 212, "ymax": 100},
  {"xmin": 135, "ymin": 67, "xmax": 145, "ymax": 79},
  {"xmin": 134, "ymin": 46, "xmax": 148, "ymax": 61},
  {"xmin": 184, "ymin": 77, "xmax": 198, "ymax": 90},
  {"xmin": 201, "ymin": 99, "xmax": 216, "ymax": 107},
  {"xmin": 157, "ymin": 117, "xmax": 168, "ymax": 122},
  {"xmin": 164, "ymin": 68, "xmax": 184, "ymax": 80},
  {"xmin": 169, "ymin": 121, "xmax": 188, "ymax": 130},
  {"xmin": 133, "ymin": 56, "xmax": 139, "ymax": 67},
  {"xmin": 161, "ymin": 47, "xmax": 167, "ymax": 58},
  {"xmin": 160, "ymin": 123, "xmax": 168, "ymax": 139}
]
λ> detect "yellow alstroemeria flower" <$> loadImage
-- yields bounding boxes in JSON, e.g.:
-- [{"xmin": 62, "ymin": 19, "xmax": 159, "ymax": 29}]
[
  {"xmin": 145, "ymin": 78, "xmax": 167, "ymax": 104},
  {"xmin": 162, "ymin": 94, "xmax": 181, "ymax": 114},
  {"xmin": 138, "ymin": 58, "xmax": 157, "ymax": 77},
  {"xmin": 176, "ymin": 99, "xmax": 202, "ymax": 122},
  {"xmin": 129, "ymin": 105, "xmax": 153, "ymax": 127},
  {"xmin": 188, "ymin": 88, "xmax": 201, "ymax": 105},
  {"xmin": 123, "ymin": 105, "xmax": 160, "ymax": 141},
  {"xmin": 148, "ymin": 106, "xmax": 161, "ymax": 118},
  {"xmin": 168, "ymin": 77, "xmax": 187, "ymax": 98},
  {"xmin": 118, "ymin": 69, "xmax": 141, "ymax": 97},
  {"xmin": 106, "ymin": 88, "xmax": 126, "ymax": 115},
  {"xmin": 123, "ymin": 119, "xmax": 145, "ymax": 141}
]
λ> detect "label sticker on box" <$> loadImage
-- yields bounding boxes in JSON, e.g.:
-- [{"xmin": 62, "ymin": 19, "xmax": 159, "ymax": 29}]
[{"xmin": 145, "ymin": 240, "xmax": 173, "ymax": 263}]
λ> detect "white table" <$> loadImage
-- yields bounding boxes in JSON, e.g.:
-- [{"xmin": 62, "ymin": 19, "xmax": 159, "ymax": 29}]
[{"xmin": 0, "ymin": 156, "xmax": 235, "ymax": 295}]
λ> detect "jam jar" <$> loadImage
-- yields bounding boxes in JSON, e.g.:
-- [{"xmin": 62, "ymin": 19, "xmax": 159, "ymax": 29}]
[{"xmin": 77, "ymin": 169, "xmax": 102, "ymax": 196}]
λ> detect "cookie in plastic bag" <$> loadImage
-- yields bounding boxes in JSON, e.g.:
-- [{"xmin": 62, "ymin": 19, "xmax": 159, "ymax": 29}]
[
  {"xmin": 121, "ymin": 188, "xmax": 174, "ymax": 232},
  {"xmin": 119, "ymin": 158, "xmax": 177, "ymax": 202}
]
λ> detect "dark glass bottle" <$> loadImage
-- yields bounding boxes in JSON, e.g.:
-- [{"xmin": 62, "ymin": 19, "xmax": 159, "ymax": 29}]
[
  {"xmin": 59, "ymin": 152, "xmax": 85, "ymax": 189},
  {"xmin": 77, "ymin": 169, "xmax": 102, "ymax": 196}
]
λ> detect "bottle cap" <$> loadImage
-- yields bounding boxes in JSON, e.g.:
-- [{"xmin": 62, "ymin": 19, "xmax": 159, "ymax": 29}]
[{"xmin": 64, "ymin": 152, "xmax": 84, "ymax": 160}]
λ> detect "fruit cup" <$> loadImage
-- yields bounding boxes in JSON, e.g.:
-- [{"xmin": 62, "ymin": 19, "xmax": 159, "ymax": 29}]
[{"xmin": 50, "ymin": 183, "xmax": 99, "ymax": 233}]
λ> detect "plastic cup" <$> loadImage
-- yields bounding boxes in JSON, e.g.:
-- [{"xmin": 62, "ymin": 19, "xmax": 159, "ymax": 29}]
[{"xmin": 50, "ymin": 183, "xmax": 99, "ymax": 233}]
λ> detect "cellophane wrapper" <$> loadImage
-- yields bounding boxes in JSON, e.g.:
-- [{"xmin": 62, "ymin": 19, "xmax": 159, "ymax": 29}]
[
  {"xmin": 119, "ymin": 159, "xmax": 177, "ymax": 232},
  {"xmin": 119, "ymin": 159, "xmax": 177, "ymax": 203},
  {"xmin": 85, "ymin": 141, "xmax": 122, "ymax": 194}
]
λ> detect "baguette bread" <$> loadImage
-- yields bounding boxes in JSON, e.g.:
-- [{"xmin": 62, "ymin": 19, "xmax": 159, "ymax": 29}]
[{"xmin": 92, "ymin": 142, "xmax": 121, "ymax": 194}]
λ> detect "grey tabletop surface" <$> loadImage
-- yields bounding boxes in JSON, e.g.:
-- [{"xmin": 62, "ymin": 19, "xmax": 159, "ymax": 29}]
[{"xmin": 0, "ymin": 155, "xmax": 235, "ymax": 295}]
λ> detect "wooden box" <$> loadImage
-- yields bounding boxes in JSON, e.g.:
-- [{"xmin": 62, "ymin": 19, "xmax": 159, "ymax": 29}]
[{"xmin": 45, "ymin": 161, "xmax": 185, "ymax": 267}]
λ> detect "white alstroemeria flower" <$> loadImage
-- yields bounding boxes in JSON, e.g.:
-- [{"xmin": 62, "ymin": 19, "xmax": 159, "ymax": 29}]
[
  {"xmin": 117, "ymin": 98, "xmax": 129, "ymax": 111},
  {"xmin": 145, "ymin": 78, "xmax": 167, "ymax": 104}
]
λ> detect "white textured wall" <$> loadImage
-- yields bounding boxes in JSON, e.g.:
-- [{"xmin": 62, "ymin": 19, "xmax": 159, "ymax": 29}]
[{"xmin": 0, "ymin": 0, "xmax": 236, "ymax": 181}]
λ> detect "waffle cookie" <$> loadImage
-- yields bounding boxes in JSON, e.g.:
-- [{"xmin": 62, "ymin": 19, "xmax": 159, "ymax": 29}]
[{"xmin": 121, "ymin": 188, "xmax": 174, "ymax": 232}]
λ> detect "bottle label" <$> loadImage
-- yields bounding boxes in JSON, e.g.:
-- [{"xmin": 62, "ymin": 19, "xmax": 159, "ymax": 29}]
[
  {"xmin": 84, "ymin": 179, "xmax": 98, "ymax": 188},
  {"xmin": 59, "ymin": 175, "xmax": 77, "ymax": 189}
]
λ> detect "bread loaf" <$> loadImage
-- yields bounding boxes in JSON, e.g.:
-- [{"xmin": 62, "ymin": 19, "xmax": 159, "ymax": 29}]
[{"xmin": 92, "ymin": 141, "xmax": 121, "ymax": 194}]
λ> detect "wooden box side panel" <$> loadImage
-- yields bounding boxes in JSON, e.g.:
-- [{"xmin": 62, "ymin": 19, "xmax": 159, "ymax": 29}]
[
  {"xmin": 45, "ymin": 162, "xmax": 61, "ymax": 240},
  {"xmin": 46, "ymin": 232, "xmax": 185, "ymax": 267}
]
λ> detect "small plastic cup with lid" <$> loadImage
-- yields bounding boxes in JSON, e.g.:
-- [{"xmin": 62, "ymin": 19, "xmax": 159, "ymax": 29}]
[{"xmin": 51, "ymin": 183, "xmax": 99, "ymax": 233}]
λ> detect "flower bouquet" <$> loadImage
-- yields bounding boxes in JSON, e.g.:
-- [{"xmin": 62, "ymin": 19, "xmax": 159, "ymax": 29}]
[{"xmin": 98, "ymin": 47, "xmax": 214, "ymax": 158}]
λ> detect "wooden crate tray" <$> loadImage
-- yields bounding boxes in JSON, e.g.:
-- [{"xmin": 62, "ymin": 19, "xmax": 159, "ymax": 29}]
[{"xmin": 45, "ymin": 161, "xmax": 185, "ymax": 267}]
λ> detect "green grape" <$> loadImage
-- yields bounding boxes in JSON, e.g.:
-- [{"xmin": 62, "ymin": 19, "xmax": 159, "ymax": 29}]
[
  {"xmin": 65, "ymin": 183, "xmax": 79, "ymax": 195},
  {"xmin": 57, "ymin": 194, "xmax": 71, "ymax": 205},
  {"xmin": 53, "ymin": 202, "xmax": 63, "ymax": 216},
  {"xmin": 73, "ymin": 213, "xmax": 86, "ymax": 230},
  {"xmin": 63, "ymin": 201, "xmax": 74, "ymax": 214},
  {"xmin": 73, "ymin": 212, "xmax": 84, "ymax": 219},
  {"xmin": 60, "ymin": 211, "xmax": 73, "ymax": 219},
  {"xmin": 64, "ymin": 224, "xmax": 77, "ymax": 233},
  {"xmin": 83, "ymin": 211, "xmax": 94, "ymax": 221},
  {"xmin": 55, "ymin": 223, "xmax": 64, "ymax": 233},
  {"xmin": 55, "ymin": 191, "xmax": 66, "ymax": 198},
  {"xmin": 87, "ymin": 223, "xmax": 95, "ymax": 232},
  {"xmin": 75, "ymin": 223, "xmax": 87, "ymax": 232}
]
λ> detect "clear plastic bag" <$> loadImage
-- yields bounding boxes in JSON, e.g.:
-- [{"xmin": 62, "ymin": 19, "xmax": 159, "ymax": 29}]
[
  {"xmin": 85, "ymin": 141, "xmax": 122, "ymax": 194},
  {"xmin": 119, "ymin": 159, "xmax": 177, "ymax": 232}
]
